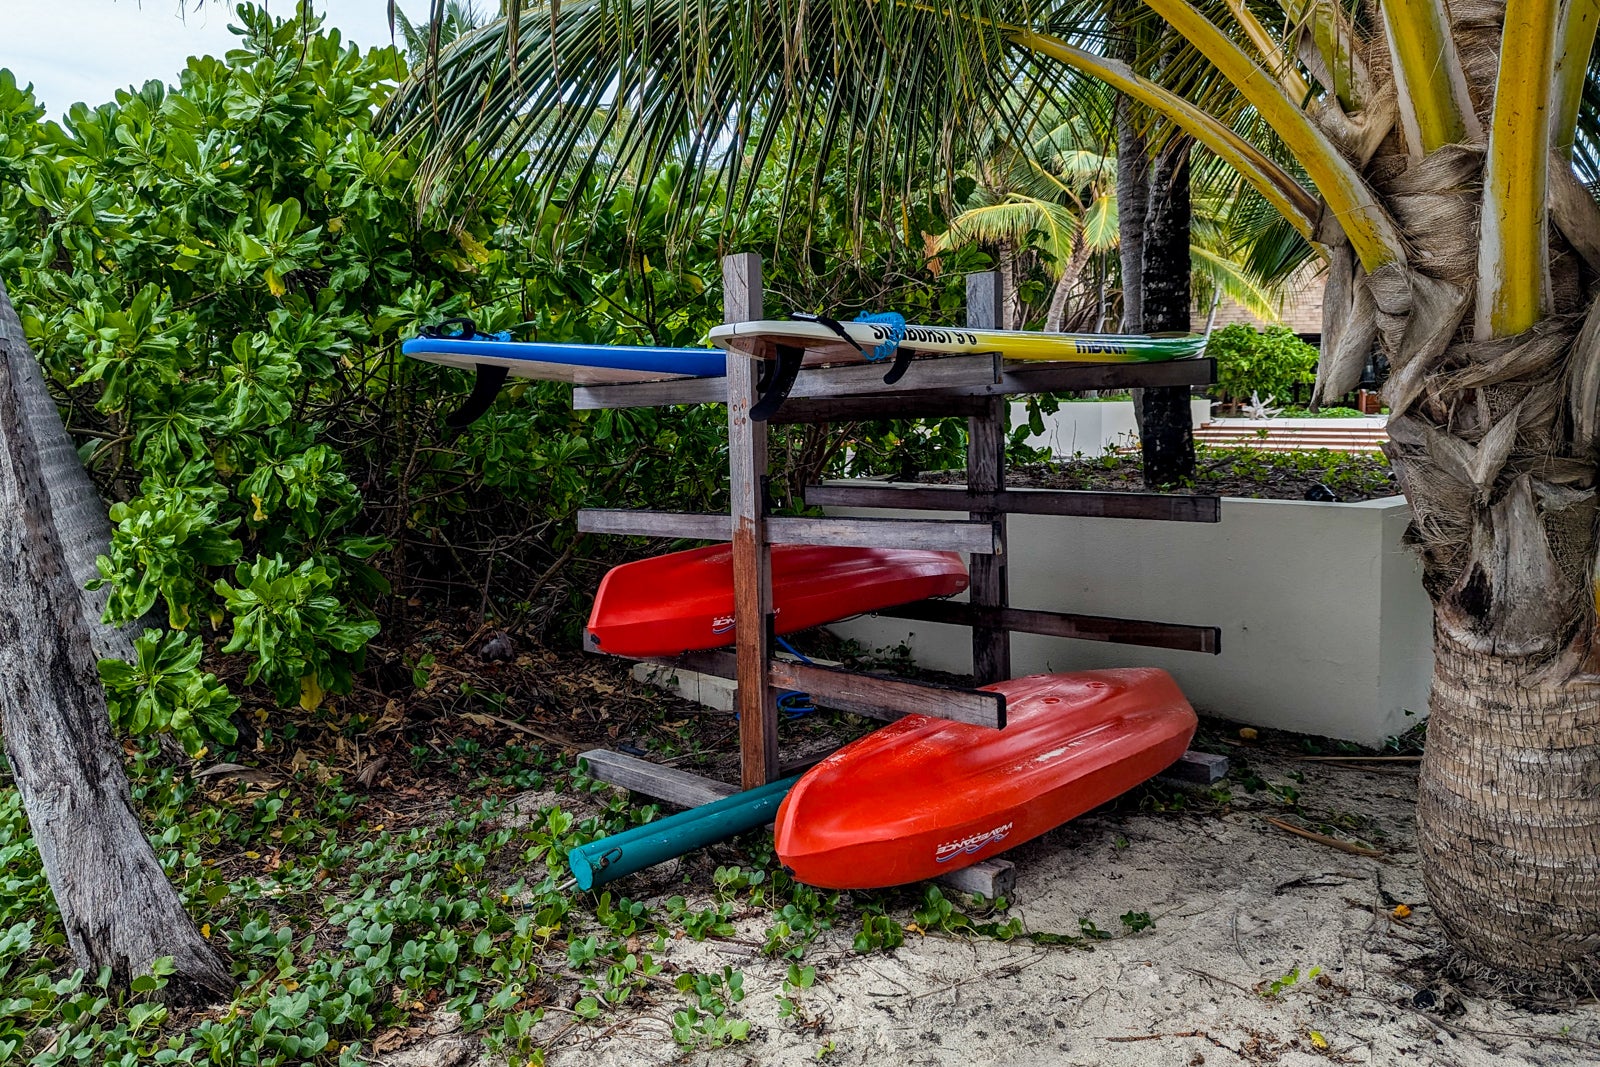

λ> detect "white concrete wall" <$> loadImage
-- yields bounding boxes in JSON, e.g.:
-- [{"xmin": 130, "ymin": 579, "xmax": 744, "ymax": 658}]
[
  {"xmin": 1013, "ymin": 397, "xmax": 1214, "ymax": 458},
  {"xmin": 825, "ymin": 493, "xmax": 1432, "ymax": 745}
]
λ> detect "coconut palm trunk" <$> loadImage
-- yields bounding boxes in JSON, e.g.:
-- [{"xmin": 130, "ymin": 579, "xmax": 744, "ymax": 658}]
[
  {"xmin": 0, "ymin": 280, "xmax": 231, "ymax": 1003},
  {"xmin": 393, "ymin": 0, "xmax": 1600, "ymax": 974},
  {"xmin": 1021, "ymin": 1, "xmax": 1600, "ymax": 975}
]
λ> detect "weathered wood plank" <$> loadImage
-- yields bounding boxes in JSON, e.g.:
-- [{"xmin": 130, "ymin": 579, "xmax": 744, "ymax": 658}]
[
  {"xmin": 725, "ymin": 254, "xmax": 780, "ymax": 790},
  {"xmin": 636, "ymin": 650, "xmax": 1005, "ymax": 728},
  {"xmin": 770, "ymin": 659, "xmax": 1005, "ymax": 728},
  {"xmin": 579, "ymin": 749, "xmax": 738, "ymax": 806},
  {"xmin": 577, "ymin": 510, "xmax": 1003, "ymax": 555},
  {"xmin": 803, "ymin": 483, "xmax": 1222, "ymax": 523},
  {"xmin": 966, "ymin": 272, "xmax": 1010, "ymax": 687},
  {"xmin": 936, "ymin": 859, "xmax": 1017, "ymax": 900},
  {"xmin": 577, "ymin": 509, "xmax": 729, "ymax": 539},
  {"xmin": 771, "ymin": 394, "xmax": 994, "ymax": 423},
  {"xmin": 574, "ymin": 352, "xmax": 1213, "ymax": 412},
  {"xmin": 1158, "ymin": 749, "xmax": 1230, "ymax": 784},
  {"xmin": 997, "ymin": 357, "xmax": 1215, "ymax": 394},
  {"xmin": 878, "ymin": 600, "xmax": 1222, "ymax": 654},
  {"xmin": 574, "ymin": 351, "xmax": 1003, "ymax": 410}
]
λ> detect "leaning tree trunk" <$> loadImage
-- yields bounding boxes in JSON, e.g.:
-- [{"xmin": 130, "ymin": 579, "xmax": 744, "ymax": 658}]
[
  {"xmin": 1044, "ymin": 234, "xmax": 1091, "ymax": 333},
  {"xmin": 0, "ymin": 282, "xmax": 232, "ymax": 1004}
]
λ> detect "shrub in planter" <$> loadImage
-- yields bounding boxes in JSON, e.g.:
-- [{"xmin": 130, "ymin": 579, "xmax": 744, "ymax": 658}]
[{"xmin": 1206, "ymin": 324, "xmax": 1319, "ymax": 408}]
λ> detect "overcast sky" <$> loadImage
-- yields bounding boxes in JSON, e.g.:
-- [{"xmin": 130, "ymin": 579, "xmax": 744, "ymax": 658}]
[{"xmin": 3, "ymin": 0, "xmax": 402, "ymax": 118}]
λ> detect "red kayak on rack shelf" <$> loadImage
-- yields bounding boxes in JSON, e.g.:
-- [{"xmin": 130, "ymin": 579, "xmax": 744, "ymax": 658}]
[
  {"xmin": 774, "ymin": 668, "xmax": 1196, "ymax": 889},
  {"xmin": 585, "ymin": 544, "xmax": 969, "ymax": 659}
]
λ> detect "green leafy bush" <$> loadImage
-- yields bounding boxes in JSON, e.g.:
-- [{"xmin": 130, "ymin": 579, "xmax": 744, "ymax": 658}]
[
  {"xmin": 0, "ymin": 3, "xmax": 983, "ymax": 755},
  {"xmin": 1206, "ymin": 324, "xmax": 1319, "ymax": 407}
]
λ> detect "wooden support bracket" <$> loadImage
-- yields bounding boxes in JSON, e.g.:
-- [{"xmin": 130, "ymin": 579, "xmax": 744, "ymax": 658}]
[
  {"xmin": 636, "ymin": 650, "xmax": 1005, "ymax": 729},
  {"xmin": 571, "ymin": 353, "xmax": 1212, "ymax": 412},
  {"xmin": 876, "ymin": 600, "xmax": 1222, "ymax": 654},
  {"xmin": 803, "ymin": 483, "xmax": 1221, "ymax": 523},
  {"xmin": 1158, "ymin": 750, "xmax": 1230, "ymax": 784}
]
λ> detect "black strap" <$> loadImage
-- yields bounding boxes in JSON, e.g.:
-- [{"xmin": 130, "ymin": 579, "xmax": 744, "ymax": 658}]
[
  {"xmin": 443, "ymin": 363, "xmax": 509, "ymax": 430},
  {"xmin": 419, "ymin": 316, "xmax": 478, "ymax": 340},
  {"xmin": 791, "ymin": 312, "xmax": 863, "ymax": 353},
  {"xmin": 751, "ymin": 344, "xmax": 805, "ymax": 421},
  {"xmin": 882, "ymin": 347, "xmax": 914, "ymax": 385}
]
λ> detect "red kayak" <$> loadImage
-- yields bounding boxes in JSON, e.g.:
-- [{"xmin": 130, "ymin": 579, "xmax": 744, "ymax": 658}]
[
  {"xmin": 774, "ymin": 669, "xmax": 1196, "ymax": 888},
  {"xmin": 585, "ymin": 545, "xmax": 968, "ymax": 659}
]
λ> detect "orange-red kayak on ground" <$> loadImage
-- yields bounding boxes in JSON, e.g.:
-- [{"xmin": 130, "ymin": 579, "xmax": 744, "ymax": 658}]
[
  {"xmin": 774, "ymin": 669, "xmax": 1197, "ymax": 889},
  {"xmin": 585, "ymin": 545, "xmax": 968, "ymax": 659}
]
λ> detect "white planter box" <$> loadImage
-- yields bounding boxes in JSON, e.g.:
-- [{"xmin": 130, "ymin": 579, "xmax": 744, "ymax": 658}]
[
  {"xmin": 824, "ymin": 490, "xmax": 1432, "ymax": 745},
  {"xmin": 1012, "ymin": 397, "xmax": 1213, "ymax": 458}
]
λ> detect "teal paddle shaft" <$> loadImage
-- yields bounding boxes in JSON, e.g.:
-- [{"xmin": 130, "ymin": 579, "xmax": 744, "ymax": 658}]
[{"xmin": 568, "ymin": 774, "xmax": 801, "ymax": 891}]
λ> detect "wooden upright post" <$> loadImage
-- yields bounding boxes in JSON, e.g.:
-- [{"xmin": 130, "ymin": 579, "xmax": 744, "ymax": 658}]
[
  {"xmin": 724, "ymin": 254, "xmax": 780, "ymax": 788},
  {"xmin": 966, "ymin": 272, "xmax": 1011, "ymax": 687}
]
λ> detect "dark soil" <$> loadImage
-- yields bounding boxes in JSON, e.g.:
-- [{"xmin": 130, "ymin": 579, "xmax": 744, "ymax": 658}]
[{"xmin": 918, "ymin": 444, "xmax": 1398, "ymax": 502}]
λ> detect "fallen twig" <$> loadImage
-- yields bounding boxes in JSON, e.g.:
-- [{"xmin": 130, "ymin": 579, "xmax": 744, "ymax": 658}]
[{"xmin": 1262, "ymin": 816, "xmax": 1385, "ymax": 858}]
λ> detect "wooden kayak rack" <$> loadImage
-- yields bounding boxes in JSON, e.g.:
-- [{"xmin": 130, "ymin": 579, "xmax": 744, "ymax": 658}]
[{"xmin": 572, "ymin": 254, "xmax": 1227, "ymax": 898}]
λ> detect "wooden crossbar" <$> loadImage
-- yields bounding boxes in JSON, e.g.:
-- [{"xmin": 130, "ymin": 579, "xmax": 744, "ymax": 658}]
[
  {"xmin": 875, "ymin": 601, "xmax": 1222, "ymax": 654},
  {"xmin": 803, "ymin": 483, "xmax": 1221, "ymax": 523},
  {"xmin": 576, "ymin": 509, "xmax": 1003, "ymax": 555}
]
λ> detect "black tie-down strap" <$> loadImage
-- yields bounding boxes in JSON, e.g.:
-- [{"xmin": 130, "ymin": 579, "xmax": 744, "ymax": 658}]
[
  {"xmin": 791, "ymin": 311, "xmax": 910, "ymax": 385},
  {"xmin": 751, "ymin": 344, "xmax": 805, "ymax": 421}
]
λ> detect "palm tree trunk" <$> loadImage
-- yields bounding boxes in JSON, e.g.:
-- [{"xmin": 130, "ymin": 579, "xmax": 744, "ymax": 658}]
[
  {"xmin": 1420, "ymin": 626, "xmax": 1600, "ymax": 971},
  {"xmin": 1045, "ymin": 235, "xmax": 1091, "ymax": 333},
  {"xmin": 1369, "ymin": 143, "xmax": 1600, "ymax": 974},
  {"xmin": 1137, "ymin": 138, "xmax": 1197, "ymax": 485},
  {"xmin": 0, "ymin": 285, "xmax": 232, "ymax": 1005},
  {"xmin": 1116, "ymin": 96, "xmax": 1148, "ymax": 333}
]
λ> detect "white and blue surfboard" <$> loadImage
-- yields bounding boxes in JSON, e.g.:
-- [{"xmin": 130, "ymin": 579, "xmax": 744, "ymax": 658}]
[{"xmin": 402, "ymin": 336, "xmax": 726, "ymax": 386}]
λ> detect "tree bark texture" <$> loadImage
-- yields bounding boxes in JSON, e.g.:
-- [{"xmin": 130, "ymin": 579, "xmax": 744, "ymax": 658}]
[
  {"xmin": 1419, "ymin": 629, "xmax": 1600, "ymax": 970},
  {"xmin": 1137, "ymin": 138, "xmax": 1197, "ymax": 486},
  {"xmin": 0, "ymin": 279, "xmax": 129, "ymax": 664},
  {"xmin": 1115, "ymin": 94, "xmax": 1148, "ymax": 334},
  {"xmin": 1044, "ymin": 234, "xmax": 1091, "ymax": 334},
  {"xmin": 0, "ymin": 303, "xmax": 232, "ymax": 1003},
  {"xmin": 1320, "ymin": 85, "xmax": 1600, "ymax": 972}
]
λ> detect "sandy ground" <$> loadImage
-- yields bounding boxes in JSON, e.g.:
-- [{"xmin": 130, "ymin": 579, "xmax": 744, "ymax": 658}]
[{"xmin": 391, "ymin": 744, "xmax": 1600, "ymax": 1067}]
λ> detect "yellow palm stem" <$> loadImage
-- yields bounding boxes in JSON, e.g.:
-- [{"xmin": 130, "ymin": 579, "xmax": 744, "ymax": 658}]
[
  {"xmin": 1552, "ymin": 0, "xmax": 1600, "ymax": 158},
  {"xmin": 1478, "ymin": 0, "xmax": 1561, "ymax": 337},
  {"xmin": 1380, "ymin": 0, "xmax": 1481, "ymax": 154},
  {"xmin": 1012, "ymin": 30, "xmax": 1320, "ymax": 242},
  {"xmin": 1222, "ymin": 0, "xmax": 1312, "ymax": 103},
  {"xmin": 1135, "ymin": 0, "xmax": 1402, "ymax": 269}
]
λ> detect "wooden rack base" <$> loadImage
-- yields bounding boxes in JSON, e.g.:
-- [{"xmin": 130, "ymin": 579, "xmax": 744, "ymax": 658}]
[{"xmin": 576, "ymin": 745, "xmax": 1227, "ymax": 900}]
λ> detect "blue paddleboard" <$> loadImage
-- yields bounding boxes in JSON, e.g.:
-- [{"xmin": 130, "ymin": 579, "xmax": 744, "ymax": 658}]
[{"xmin": 402, "ymin": 336, "xmax": 726, "ymax": 385}]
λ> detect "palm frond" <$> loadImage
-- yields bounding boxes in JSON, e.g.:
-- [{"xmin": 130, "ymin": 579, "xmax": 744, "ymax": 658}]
[{"xmin": 1190, "ymin": 244, "xmax": 1281, "ymax": 321}]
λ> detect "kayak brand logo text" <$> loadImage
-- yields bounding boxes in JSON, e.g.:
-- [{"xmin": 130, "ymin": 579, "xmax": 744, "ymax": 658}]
[
  {"xmin": 711, "ymin": 615, "xmax": 735, "ymax": 634},
  {"xmin": 934, "ymin": 822, "xmax": 1013, "ymax": 862}
]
